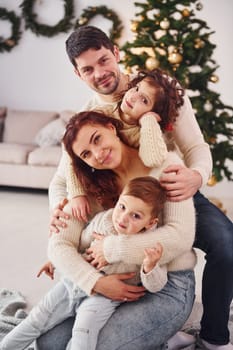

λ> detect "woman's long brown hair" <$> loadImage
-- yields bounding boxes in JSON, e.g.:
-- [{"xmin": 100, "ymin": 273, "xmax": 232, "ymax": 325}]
[{"xmin": 63, "ymin": 110, "xmax": 125, "ymax": 209}]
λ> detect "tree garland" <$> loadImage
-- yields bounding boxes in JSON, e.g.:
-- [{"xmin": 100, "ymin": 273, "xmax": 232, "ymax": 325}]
[
  {"xmin": 0, "ymin": 8, "xmax": 21, "ymax": 52},
  {"xmin": 75, "ymin": 5, "xmax": 123, "ymax": 44},
  {"xmin": 20, "ymin": 0, "xmax": 74, "ymax": 37}
]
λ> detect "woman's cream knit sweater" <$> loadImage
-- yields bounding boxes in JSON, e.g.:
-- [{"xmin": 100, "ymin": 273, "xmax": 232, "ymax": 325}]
[{"xmin": 48, "ymin": 151, "xmax": 196, "ymax": 296}]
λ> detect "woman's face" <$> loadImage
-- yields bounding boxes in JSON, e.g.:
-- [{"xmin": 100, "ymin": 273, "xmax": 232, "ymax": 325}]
[
  {"xmin": 72, "ymin": 122, "xmax": 122, "ymax": 170},
  {"xmin": 120, "ymin": 79, "xmax": 156, "ymax": 124}
]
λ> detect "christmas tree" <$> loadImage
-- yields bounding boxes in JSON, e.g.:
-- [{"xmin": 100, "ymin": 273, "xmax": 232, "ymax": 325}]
[{"xmin": 120, "ymin": 0, "xmax": 233, "ymax": 184}]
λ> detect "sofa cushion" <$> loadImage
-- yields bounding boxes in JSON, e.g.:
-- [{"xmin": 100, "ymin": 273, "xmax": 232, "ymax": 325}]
[
  {"xmin": 34, "ymin": 118, "xmax": 66, "ymax": 147},
  {"xmin": 0, "ymin": 143, "xmax": 36, "ymax": 164},
  {"xmin": 3, "ymin": 109, "xmax": 59, "ymax": 145},
  {"xmin": 28, "ymin": 146, "xmax": 62, "ymax": 167},
  {"xmin": 59, "ymin": 110, "xmax": 76, "ymax": 124}
]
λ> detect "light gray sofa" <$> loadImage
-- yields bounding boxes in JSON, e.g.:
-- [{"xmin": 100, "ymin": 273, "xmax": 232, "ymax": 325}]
[{"xmin": 0, "ymin": 107, "xmax": 74, "ymax": 190}]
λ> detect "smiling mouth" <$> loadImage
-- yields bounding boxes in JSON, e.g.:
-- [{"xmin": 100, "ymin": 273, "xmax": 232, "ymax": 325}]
[
  {"xmin": 125, "ymin": 99, "xmax": 133, "ymax": 108},
  {"xmin": 99, "ymin": 75, "xmax": 113, "ymax": 87},
  {"xmin": 100, "ymin": 150, "xmax": 111, "ymax": 165},
  {"xmin": 117, "ymin": 222, "xmax": 126, "ymax": 229}
]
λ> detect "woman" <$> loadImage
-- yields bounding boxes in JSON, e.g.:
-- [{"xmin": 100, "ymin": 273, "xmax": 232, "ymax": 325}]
[{"xmin": 38, "ymin": 111, "xmax": 196, "ymax": 350}]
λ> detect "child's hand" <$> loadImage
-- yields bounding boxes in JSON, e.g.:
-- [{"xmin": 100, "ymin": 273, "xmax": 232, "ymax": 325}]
[
  {"xmin": 139, "ymin": 111, "xmax": 161, "ymax": 123},
  {"xmin": 37, "ymin": 261, "xmax": 55, "ymax": 280},
  {"xmin": 143, "ymin": 243, "xmax": 163, "ymax": 273},
  {"xmin": 71, "ymin": 195, "xmax": 90, "ymax": 222}
]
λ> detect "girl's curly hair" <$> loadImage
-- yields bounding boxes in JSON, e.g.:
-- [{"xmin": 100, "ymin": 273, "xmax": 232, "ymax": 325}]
[
  {"xmin": 63, "ymin": 110, "xmax": 125, "ymax": 208},
  {"xmin": 120, "ymin": 68, "xmax": 184, "ymax": 131}
]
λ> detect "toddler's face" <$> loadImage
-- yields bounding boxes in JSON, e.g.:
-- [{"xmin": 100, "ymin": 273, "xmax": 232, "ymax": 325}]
[
  {"xmin": 112, "ymin": 192, "xmax": 156, "ymax": 235},
  {"xmin": 120, "ymin": 79, "xmax": 156, "ymax": 124}
]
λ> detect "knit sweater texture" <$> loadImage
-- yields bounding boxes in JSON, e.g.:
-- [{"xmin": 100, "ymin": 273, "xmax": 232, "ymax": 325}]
[
  {"xmin": 49, "ymin": 91, "xmax": 212, "ymax": 208},
  {"xmin": 48, "ymin": 151, "xmax": 196, "ymax": 296},
  {"xmin": 80, "ymin": 208, "xmax": 196, "ymax": 294}
]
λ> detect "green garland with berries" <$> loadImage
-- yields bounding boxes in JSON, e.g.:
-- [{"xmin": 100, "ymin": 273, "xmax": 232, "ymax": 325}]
[
  {"xmin": 75, "ymin": 5, "xmax": 123, "ymax": 44},
  {"xmin": 0, "ymin": 2, "xmax": 123, "ymax": 52},
  {"xmin": 20, "ymin": 0, "xmax": 74, "ymax": 37},
  {"xmin": 0, "ymin": 8, "xmax": 21, "ymax": 52}
]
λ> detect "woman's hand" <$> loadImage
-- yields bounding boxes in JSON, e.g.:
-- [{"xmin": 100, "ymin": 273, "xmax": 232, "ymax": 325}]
[
  {"xmin": 93, "ymin": 274, "xmax": 146, "ymax": 301},
  {"xmin": 160, "ymin": 165, "xmax": 202, "ymax": 201},
  {"xmin": 86, "ymin": 232, "xmax": 108, "ymax": 269},
  {"xmin": 49, "ymin": 198, "xmax": 70, "ymax": 234}
]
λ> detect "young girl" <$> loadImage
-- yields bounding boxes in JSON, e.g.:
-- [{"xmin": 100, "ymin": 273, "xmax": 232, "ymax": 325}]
[{"xmin": 64, "ymin": 68, "xmax": 184, "ymax": 221}]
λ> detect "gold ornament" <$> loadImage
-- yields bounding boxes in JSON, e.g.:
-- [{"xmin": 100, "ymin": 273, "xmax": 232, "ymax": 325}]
[
  {"xmin": 182, "ymin": 8, "xmax": 190, "ymax": 17},
  {"xmin": 130, "ymin": 21, "xmax": 138, "ymax": 32},
  {"xmin": 160, "ymin": 18, "xmax": 170, "ymax": 30},
  {"xmin": 194, "ymin": 38, "xmax": 205, "ymax": 49},
  {"xmin": 209, "ymin": 136, "xmax": 217, "ymax": 144},
  {"xmin": 210, "ymin": 74, "xmax": 219, "ymax": 83},
  {"xmin": 209, "ymin": 197, "xmax": 227, "ymax": 214},
  {"xmin": 5, "ymin": 39, "xmax": 15, "ymax": 47},
  {"xmin": 145, "ymin": 57, "xmax": 160, "ymax": 70},
  {"xmin": 78, "ymin": 17, "xmax": 88, "ymax": 25},
  {"xmin": 168, "ymin": 51, "xmax": 183, "ymax": 65},
  {"xmin": 207, "ymin": 175, "xmax": 217, "ymax": 186}
]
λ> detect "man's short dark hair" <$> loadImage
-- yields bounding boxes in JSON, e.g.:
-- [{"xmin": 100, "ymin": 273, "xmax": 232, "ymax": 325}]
[{"xmin": 66, "ymin": 26, "xmax": 115, "ymax": 68}]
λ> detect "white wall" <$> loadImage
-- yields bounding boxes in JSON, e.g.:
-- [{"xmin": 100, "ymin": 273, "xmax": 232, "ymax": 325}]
[{"xmin": 0, "ymin": 0, "xmax": 232, "ymax": 198}]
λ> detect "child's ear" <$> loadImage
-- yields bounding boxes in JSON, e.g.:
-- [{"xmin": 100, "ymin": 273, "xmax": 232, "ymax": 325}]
[{"xmin": 145, "ymin": 217, "xmax": 158, "ymax": 230}]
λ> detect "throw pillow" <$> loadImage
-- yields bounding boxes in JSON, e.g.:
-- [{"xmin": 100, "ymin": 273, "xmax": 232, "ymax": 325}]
[{"xmin": 34, "ymin": 118, "xmax": 65, "ymax": 147}]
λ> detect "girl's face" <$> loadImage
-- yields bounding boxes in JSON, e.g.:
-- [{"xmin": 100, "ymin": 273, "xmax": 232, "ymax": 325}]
[
  {"xmin": 112, "ymin": 192, "xmax": 157, "ymax": 235},
  {"xmin": 120, "ymin": 79, "xmax": 156, "ymax": 124},
  {"xmin": 72, "ymin": 123, "xmax": 122, "ymax": 170}
]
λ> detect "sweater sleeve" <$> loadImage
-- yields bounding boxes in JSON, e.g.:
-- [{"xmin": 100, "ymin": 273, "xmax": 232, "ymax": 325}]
[
  {"xmin": 140, "ymin": 264, "xmax": 168, "ymax": 293},
  {"xmin": 103, "ymin": 196, "xmax": 195, "ymax": 266},
  {"xmin": 48, "ymin": 201, "xmax": 102, "ymax": 296},
  {"xmin": 139, "ymin": 114, "xmax": 168, "ymax": 167},
  {"xmin": 65, "ymin": 149, "xmax": 86, "ymax": 199},
  {"xmin": 48, "ymin": 145, "xmax": 68, "ymax": 210},
  {"xmin": 172, "ymin": 92, "xmax": 213, "ymax": 186}
]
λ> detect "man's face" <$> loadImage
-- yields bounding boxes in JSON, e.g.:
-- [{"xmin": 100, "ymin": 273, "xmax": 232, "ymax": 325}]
[{"xmin": 74, "ymin": 46, "xmax": 121, "ymax": 95}]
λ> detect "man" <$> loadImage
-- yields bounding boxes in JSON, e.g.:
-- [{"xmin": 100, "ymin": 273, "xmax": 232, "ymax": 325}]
[{"xmin": 44, "ymin": 26, "xmax": 233, "ymax": 350}]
